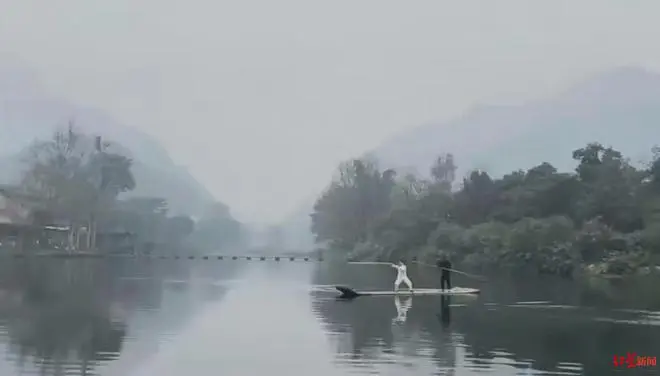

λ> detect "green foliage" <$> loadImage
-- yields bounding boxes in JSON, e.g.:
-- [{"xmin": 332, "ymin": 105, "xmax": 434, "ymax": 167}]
[
  {"xmin": 20, "ymin": 124, "xmax": 136, "ymax": 224},
  {"xmin": 506, "ymin": 216, "xmax": 577, "ymax": 275},
  {"xmin": 15, "ymin": 125, "xmax": 242, "ymax": 253},
  {"xmin": 311, "ymin": 159, "xmax": 395, "ymax": 249},
  {"xmin": 312, "ymin": 142, "xmax": 660, "ymax": 276}
]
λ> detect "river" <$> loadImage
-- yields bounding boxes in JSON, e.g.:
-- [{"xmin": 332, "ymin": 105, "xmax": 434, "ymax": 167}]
[{"xmin": 0, "ymin": 258, "xmax": 657, "ymax": 375}]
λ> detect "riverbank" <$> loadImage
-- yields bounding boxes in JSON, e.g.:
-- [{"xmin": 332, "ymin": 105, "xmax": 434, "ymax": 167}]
[
  {"xmin": 341, "ymin": 216, "xmax": 660, "ymax": 279},
  {"xmin": 309, "ymin": 144, "xmax": 660, "ymax": 282},
  {"xmin": 346, "ymin": 245, "xmax": 660, "ymax": 280}
]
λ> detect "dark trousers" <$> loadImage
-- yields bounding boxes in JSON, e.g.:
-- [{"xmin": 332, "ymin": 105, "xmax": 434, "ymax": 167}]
[{"xmin": 441, "ymin": 275, "xmax": 451, "ymax": 290}]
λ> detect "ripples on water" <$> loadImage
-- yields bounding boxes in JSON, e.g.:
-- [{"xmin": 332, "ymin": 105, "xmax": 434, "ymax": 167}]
[{"xmin": 0, "ymin": 259, "xmax": 657, "ymax": 375}]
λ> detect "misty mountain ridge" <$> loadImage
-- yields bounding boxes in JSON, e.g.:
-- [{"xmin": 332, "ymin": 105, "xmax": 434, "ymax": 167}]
[
  {"xmin": 0, "ymin": 62, "xmax": 216, "ymax": 217},
  {"xmin": 374, "ymin": 66, "xmax": 660, "ymax": 178},
  {"xmin": 281, "ymin": 66, "xmax": 660, "ymax": 247}
]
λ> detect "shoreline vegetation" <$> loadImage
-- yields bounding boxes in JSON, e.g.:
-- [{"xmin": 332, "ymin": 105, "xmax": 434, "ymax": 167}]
[
  {"xmin": 310, "ymin": 143, "xmax": 660, "ymax": 279},
  {"xmin": 0, "ymin": 125, "xmax": 244, "ymax": 254}
]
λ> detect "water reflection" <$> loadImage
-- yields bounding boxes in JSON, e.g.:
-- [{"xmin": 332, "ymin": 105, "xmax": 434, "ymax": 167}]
[
  {"xmin": 437, "ymin": 296, "xmax": 451, "ymax": 328},
  {"xmin": 393, "ymin": 296, "xmax": 412, "ymax": 324},
  {"xmin": 0, "ymin": 258, "xmax": 246, "ymax": 375},
  {"xmin": 312, "ymin": 262, "xmax": 660, "ymax": 375},
  {"xmin": 0, "ymin": 260, "xmax": 126, "ymax": 375},
  {"xmin": 0, "ymin": 258, "xmax": 657, "ymax": 375},
  {"xmin": 126, "ymin": 262, "xmax": 343, "ymax": 376}
]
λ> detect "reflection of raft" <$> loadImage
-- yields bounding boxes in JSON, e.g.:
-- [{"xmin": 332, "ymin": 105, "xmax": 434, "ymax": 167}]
[{"xmin": 336, "ymin": 286, "xmax": 480, "ymax": 299}]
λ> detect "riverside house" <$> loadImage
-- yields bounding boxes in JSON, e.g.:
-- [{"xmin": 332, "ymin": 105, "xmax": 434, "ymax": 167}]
[{"xmin": 0, "ymin": 186, "xmax": 69, "ymax": 251}]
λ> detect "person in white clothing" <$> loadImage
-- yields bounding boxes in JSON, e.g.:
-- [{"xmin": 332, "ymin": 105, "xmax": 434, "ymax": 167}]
[{"xmin": 391, "ymin": 260, "xmax": 413, "ymax": 292}]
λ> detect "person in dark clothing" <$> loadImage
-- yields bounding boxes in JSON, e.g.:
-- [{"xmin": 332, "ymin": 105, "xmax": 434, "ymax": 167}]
[{"xmin": 436, "ymin": 255, "xmax": 452, "ymax": 291}]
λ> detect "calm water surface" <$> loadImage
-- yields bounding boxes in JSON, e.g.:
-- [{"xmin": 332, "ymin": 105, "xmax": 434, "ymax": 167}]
[{"xmin": 0, "ymin": 258, "xmax": 657, "ymax": 376}]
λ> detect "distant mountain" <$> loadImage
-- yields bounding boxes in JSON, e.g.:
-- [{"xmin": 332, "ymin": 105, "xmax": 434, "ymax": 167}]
[
  {"xmin": 375, "ymin": 66, "xmax": 660, "ymax": 177},
  {"xmin": 0, "ymin": 61, "xmax": 216, "ymax": 217},
  {"xmin": 281, "ymin": 66, "xmax": 660, "ymax": 246}
]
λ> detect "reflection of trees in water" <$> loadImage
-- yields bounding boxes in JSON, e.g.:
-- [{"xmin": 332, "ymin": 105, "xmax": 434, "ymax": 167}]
[
  {"xmin": 311, "ymin": 262, "xmax": 458, "ymax": 371},
  {"xmin": 312, "ymin": 263, "xmax": 660, "ymax": 375},
  {"xmin": 451, "ymin": 275, "xmax": 660, "ymax": 375},
  {"xmin": 109, "ymin": 258, "xmax": 183, "ymax": 312},
  {"xmin": 107, "ymin": 258, "xmax": 244, "ymax": 310},
  {"xmin": 312, "ymin": 293, "xmax": 458, "ymax": 372},
  {"xmin": 0, "ymin": 258, "xmax": 248, "ymax": 375},
  {"xmin": 451, "ymin": 302, "xmax": 660, "ymax": 375},
  {"xmin": 0, "ymin": 259, "xmax": 126, "ymax": 375}
]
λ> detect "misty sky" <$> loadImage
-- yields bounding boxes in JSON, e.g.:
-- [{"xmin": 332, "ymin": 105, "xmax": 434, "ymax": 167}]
[{"xmin": 1, "ymin": 1, "xmax": 660, "ymax": 224}]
